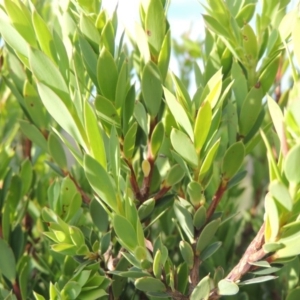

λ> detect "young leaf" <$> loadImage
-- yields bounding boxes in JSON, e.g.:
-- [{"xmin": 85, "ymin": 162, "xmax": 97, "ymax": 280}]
[
  {"xmin": 164, "ymin": 87, "xmax": 194, "ymax": 141},
  {"xmin": 194, "ymin": 101, "xmax": 212, "ymax": 153}
]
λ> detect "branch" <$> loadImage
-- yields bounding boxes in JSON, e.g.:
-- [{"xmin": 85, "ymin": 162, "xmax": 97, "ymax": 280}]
[{"xmin": 226, "ymin": 223, "xmax": 266, "ymax": 282}]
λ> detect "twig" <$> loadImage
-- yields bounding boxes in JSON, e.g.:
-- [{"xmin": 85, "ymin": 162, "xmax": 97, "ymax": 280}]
[
  {"xmin": 206, "ymin": 180, "xmax": 227, "ymax": 223},
  {"xmin": 67, "ymin": 172, "xmax": 91, "ymax": 204}
]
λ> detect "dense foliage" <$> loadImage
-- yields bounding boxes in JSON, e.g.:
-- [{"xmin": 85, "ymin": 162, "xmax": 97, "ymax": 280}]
[{"xmin": 1, "ymin": 0, "xmax": 300, "ymax": 299}]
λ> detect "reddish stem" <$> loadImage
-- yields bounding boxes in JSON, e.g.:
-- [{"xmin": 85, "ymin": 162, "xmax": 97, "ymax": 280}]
[{"xmin": 206, "ymin": 180, "xmax": 227, "ymax": 222}]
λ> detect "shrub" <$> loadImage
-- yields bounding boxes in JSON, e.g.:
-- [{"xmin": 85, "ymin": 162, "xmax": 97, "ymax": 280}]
[{"xmin": 1, "ymin": 0, "xmax": 300, "ymax": 299}]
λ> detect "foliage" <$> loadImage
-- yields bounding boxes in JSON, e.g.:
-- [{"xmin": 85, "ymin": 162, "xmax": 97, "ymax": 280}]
[{"xmin": 1, "ymin": 0, "xmax": 300, "ymax": 299}]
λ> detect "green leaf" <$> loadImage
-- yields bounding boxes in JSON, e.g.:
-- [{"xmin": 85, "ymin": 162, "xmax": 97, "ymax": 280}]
[
  {"xmin": 80, "ymin": 14, "xmax": 100, "ymax": 49},
  {"xmin": 113, "ymin": 215, "xmax": 138, "ymax": 252},
  {"xmin": 236, "ymin": 3, "xmax": 256, "ymax": 27},
  {"xmin": 95, "ymin": 95, "xmax": 120, "ymax": 128},
  {"xmin": 263, "ymin": 242, "xmax": 285, "ymax": 253},
  {"xmin": 177, "ymin": 263, "xmax": 189, "ymax": 294},
  {"xmin": 123, "ymin": 122, "xmax": 137, "ymax": 160},
  {"xmin": 179, "ymin": 241, "xmax": 194, "ymax": 269},
  {"xmin": 84, "ymin": 155, "xmax": 118, "ymax": 212},
  {"xmin": 242, "ymin": 24, "xmax": 258, "ymax": 63},
  {"xmin": 218, "ymin": 279, "xmax": 239, "ymax": 296},
  {"xmin": 23, "ymin": 80, "xmax": 47, "ymax": 129},
  {"xmin": 170, "ymin": 128, "xmax": 198, "ymax": 168},
  {"xmin": 101, "ymin": 20, "xmax": 115, "ymax": 55},
  {"xmin": 239, "ymin": 86, "xmax": 263, "ymax": 137},
  {"xmin": 37, "ymin": 83, "xmax": 87, "ymax": 149},
  {"xmin": 164, "ymin": 87, "xmax": 194, "ymax": 141},
  {"xmin": 196, "ymin": 219, "xmax": 221, "ymax": 254},
  {"xmin": 267, "ymin": 96, "xmax": 284, "ymax": 146},
  {"xmin": 165, "ymin": 164, "xmax": 185, "ymax": 186},
  {"xmin": 0, "ymin": 238, "xmax": 16, "ymax": 282},
  {"xmin": 19, "ymin": 120, "xmax": 48, "ymax": 152},
  {"xmin": 222, "ymin": 142, "xmax": 245, "ymax": 180},
  {"xmin": 239, "ymin": 275, "xmax": 277, "ymax": 285},
  {"xmin": 48, "ymin": 132, "xmax": 67, "ymax": 169},
  {"xmin": 231, "ymin": 61, "xmax": 248, "ymax": 114},
  {"xmin": 32, "ymin": 9, "xmax": 56, "ymax": 62},
  {"xmin": 188, "ymin": 181, "xmax": 204, "ymax": 207},
  {"xmin": 138, "ymin": 198, "xmax": 155, "ymax": 221},
  {"xmin": 286, "ymin": 287, "xmax": 300, "ymax": 300},
  {"xmin": 84, "ymin": 101, "xmax": 107, "ymax": 168},
  {"xmin": 61, "ymin": 281, "xmax": 81, "ymax": 300},
  {"xmin": 194, "ymin": 101, "xmax": 212, "ymax": 153},
  {"xmin": 150, "ymin": 122, "xmax": 165, "ymax": 158},
  {"xmin": 284, "ymin": 144, "xmax": 300, "ymax": 184},
  {"xmin": 199, "ymin": 241, "xmax": 222, "ymax": 261},
  {"xmin": 190, "ymin": 275, "xmax": 211, "ymax": 300},
  {"xmin": 20, "ymin": 159, "xmax": 33, "ymax": 197},
  {"xmin": 174, "ymin": 200, "xmax": 194, "ymax": 243},
  {"xmin": 29, "ymin": 48, "xmax": 70, "ymax": 104},
  {"xmin": 142, "ymin": 61, "xmax": 162, "ymax": 116},
  {"xmin": 293, "ymin": 17, "xmax": 300, "ymax": 67},
  {"xmin": 134, "ymin": 101, "xmax": 148, "ymax": 136},
  {"xmin": 134, "ymin": 23, "xmax": 151, "ymax": 62},
  {"xmin": 199, "ymin": 139, "xmax": 221, "ymax": 181},
  {"xmin": 269, "ymin": 180, "xmax": 292, "ymax": 211},
  {"xmin": 193, "ymin": 206, "xmax": 207, "ymax": 230},
  {"xmin": 79, "ymin": 35, "xmax": 98, "ymax": 86},
  {"xmin": 115, "ymin": 61, "xmax": 128, "ymax": 109},
  {"xmin": 259, "ymin": 56, "xmax": 280, "ymax": 94},
  {"xmin": 97, "ymin": 48, "xmax": 118, "ymax": 101},
  {"xmin": 201, "ymin": 68, "xmax": 223, "ymax": 109},
  {"xmin": 172, "ymin": 73, "xmax": 192, "ymax": 113},
  {"xmin": 4, "ymin": 0, "xmax": 37, "ymax": 47},
  {"xmin": 0, "ymin": 18, "xmax": 29, "ymax": 67},
  {"xmin": 264, "ymin": 193, "xmax": 280, "ymax": 243},
  {"xmin": 145, "ymin": 0, "xmax": 166, "ymax": 58},
  {"xmin": 158, "ymin": 30, "xmax": 171, "ymax": 82},
  {"xmin": 135, "ymin": 277, "xmax": 166, "ymax": 293},
  {"xmin": 153, "ymin": 250, "xmax": 162, "ymax": 278},
  {"xmin": 90, "ymin": 199, "xmax": 109, "ymax": 232}
]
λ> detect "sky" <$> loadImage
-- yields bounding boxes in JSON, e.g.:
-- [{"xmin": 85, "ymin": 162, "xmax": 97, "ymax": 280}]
[{"xmin": 102, "ymin": 0, "xmax": 204, "ymax": 40}]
